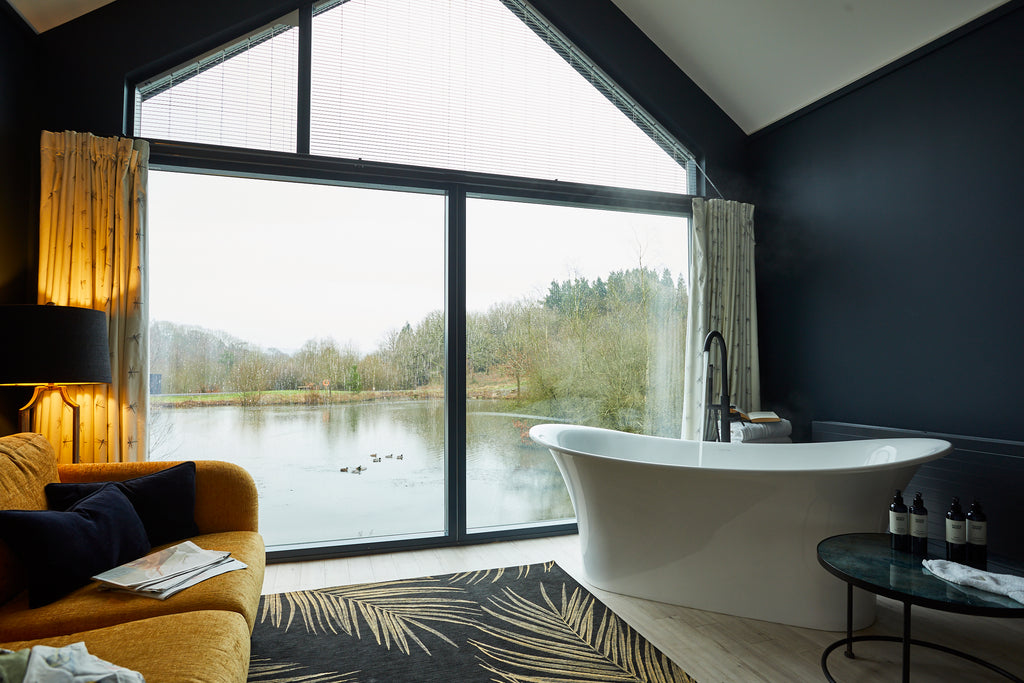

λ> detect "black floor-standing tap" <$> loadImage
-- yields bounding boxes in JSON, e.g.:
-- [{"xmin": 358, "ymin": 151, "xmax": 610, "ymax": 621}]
[{"xmin": 702, "ymin": 330, "xmax": 730, "ymax": 443}]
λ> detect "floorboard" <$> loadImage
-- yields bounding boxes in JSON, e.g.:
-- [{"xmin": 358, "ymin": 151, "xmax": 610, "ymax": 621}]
[{"xmin": 261, "ymin": 534, "xmax": 1024, "ymax": 683}]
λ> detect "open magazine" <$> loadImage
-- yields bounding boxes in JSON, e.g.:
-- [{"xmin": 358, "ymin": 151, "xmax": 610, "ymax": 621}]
[{"xmin": 92, "ymin": 541, "xmax": 247, "ymax": 600}]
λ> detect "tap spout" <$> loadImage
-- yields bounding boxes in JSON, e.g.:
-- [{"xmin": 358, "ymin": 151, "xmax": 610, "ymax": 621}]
[{"xmin": 702, "ymin": 330, "xmax": 731, "ymax": 442}]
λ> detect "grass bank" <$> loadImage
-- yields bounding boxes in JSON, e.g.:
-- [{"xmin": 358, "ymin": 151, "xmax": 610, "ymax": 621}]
[{"xmin": 152, "ymin": 372, "xmax": 522, "ymax": 408}]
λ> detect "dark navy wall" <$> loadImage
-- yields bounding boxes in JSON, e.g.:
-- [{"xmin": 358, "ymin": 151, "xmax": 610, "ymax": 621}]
[
  {"xmin": 0, "ymin": 6, "xmax": 38, "ymax": 435},
  {"xmin": 0, "ymin": 4, "xmax": 36, "ymax": 306},
  {"xmin": 749, "ymin": 4, "xmax": 1024, "ymax": 444}
]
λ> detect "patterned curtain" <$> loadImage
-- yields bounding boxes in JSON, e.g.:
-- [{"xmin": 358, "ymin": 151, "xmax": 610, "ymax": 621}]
[
  {"xmin": 36, "ymin": 131, "xmax": 149, "ymax": 464},
  {"xmin": 681, "ymin": 199, "xmax": 759, "ymax": 440}
]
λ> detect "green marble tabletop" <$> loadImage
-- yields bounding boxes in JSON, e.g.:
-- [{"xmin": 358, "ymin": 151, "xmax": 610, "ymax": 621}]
[{"xmin": 817, "ymin": 533, "xmax": 1024, "ymax": 616}]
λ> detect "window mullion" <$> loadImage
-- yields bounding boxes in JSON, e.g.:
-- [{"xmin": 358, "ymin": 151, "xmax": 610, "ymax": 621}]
[
  {"xmin": 445, "ymin": 184, "xmax": 468, "ymax": 542},
  {"xmin": 297, "ymin": 3, "xmax": 313, "ymax": 154}
]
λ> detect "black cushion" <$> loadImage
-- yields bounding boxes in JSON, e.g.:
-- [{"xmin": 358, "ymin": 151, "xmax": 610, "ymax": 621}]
[
  {"xmin": 0, "ymin": 484, "xmax": 150, "ymax": 607},
  {"xmin": 45, "ymin": 462, "xmax": 200, "ymax": 546}
]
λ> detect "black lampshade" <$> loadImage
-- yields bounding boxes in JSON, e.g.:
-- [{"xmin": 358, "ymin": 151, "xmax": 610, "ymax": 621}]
[{"xmin": 0, "ymin": 305, "xmax": 113, "ymax": 386}]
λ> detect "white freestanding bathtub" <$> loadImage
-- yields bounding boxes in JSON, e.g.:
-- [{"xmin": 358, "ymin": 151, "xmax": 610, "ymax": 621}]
[{"xmin": 529, "ymin": 424, "xmax": 952, "ymax": 631}]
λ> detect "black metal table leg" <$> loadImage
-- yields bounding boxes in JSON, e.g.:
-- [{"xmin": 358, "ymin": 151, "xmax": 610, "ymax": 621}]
[
  {"xmin": 902, "ymin": 601, "xmax": 911, "ymax": 683},
  {"xmin": 845, "ymin": 583, "xmax": 855, "ymax": 659}
]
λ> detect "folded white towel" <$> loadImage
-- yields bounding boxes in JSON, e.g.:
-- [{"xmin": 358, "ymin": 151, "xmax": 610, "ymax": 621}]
[
  {"xmin": 730, "ymin": 419, "xmax": 792, "ymax": 443},
  {"xmin": 922, "ymin": 559, "xmax": 1024, "ymax": 605}
]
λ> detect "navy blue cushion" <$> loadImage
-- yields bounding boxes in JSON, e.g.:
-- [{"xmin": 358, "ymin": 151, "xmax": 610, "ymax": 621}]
[
  {"xmin": 45, "ymin": 462, "xmax": 199, "ymax": 546},
  {"xmin": 0, "ymin": 484, "xmax": 150, "ymax": 607}
]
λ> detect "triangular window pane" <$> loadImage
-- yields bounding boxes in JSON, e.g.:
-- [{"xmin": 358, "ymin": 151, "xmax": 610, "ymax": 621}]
[
  {"xmin": 136, "ymin": 16, "xmax": 300, "ymax": 153},
  {"xmin": 310, "ymin": 0, "xmax": 692, "ymax": 192},
  {"xmin": 135, "ymin": 0, "xmax": 695, "ymax": 194}
]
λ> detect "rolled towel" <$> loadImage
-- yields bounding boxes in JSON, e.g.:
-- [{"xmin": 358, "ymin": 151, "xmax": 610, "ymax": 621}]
[
  {"xmin": 730, "ymin": 418, "xmax": 792, "ymax": 443},
  {"xmin": 922, "ymin": 559, "xmax": 1024, "ymax": 605}
]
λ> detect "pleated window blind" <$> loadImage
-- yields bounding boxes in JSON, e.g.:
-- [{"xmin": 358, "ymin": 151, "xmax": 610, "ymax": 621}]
[
  {"xmin": 136, "ymin": 15, "xmax": 300, "ymax": 153},
  {"xmin": 136, "ymin": 0, "xmax": 695, "ymax": 194}
]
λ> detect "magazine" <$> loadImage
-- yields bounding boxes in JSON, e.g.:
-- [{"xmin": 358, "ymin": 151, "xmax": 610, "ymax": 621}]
[{"xmin": 92, "ymin": 541, "xmax": 247, "ymax": 600}]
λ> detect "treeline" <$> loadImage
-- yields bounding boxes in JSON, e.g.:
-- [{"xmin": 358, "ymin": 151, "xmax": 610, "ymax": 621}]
[{"xmin": 151, "ymin": 267, "xmax": 687, "ymax": 433}]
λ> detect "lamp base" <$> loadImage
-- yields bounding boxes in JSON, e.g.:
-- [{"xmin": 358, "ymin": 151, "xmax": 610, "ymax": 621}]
[{"xmin": 19, "ymin": 384, "xmax": 81, "ymax": 464}]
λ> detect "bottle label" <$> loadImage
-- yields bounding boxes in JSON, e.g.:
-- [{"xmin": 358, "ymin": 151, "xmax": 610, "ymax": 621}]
[
  {"xmin": 968, "ymin": 520, "xmax": 987, "ymax": 545},
  {"xmin": 889, "ymin": 511, "xmax": 909, "ymax": 535},
  {"xmin": 946, "ymin": 518, "xmax": 966, "ymax": 544},
  {"xmin": 910, "ymin": 513, "xmax": 928, "ymax": 538}
]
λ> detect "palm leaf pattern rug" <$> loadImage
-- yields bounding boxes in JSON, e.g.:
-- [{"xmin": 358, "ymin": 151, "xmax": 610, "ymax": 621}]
[{"xmin": 249, "ymin": 561, "xmax": 697, "ymax": 683}]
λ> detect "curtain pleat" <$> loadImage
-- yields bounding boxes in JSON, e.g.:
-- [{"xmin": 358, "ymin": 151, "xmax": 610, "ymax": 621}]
[
  {"xmin": 37, "ymin": 131, "xmax": 149, "ymax": 464},
  {"xmin": 682, "ymin": 198, "xmax": 759, "ymax": 440}
]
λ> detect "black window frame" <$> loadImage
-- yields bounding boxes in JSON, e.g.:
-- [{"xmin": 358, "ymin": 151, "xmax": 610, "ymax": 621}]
[{"xmin": 131, "ymin": 0, "xmax": 703, "ymax": 562}]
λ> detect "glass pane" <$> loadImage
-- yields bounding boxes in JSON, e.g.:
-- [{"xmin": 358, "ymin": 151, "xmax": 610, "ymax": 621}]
[
  {"xmin": 310, "ymin": 0, "xmax": 690, "ymax": 192},
  {"xmin": 137, "ymin": 20, "xmax": 299, "ymax": 153},
  {"xmin": 147, "ymin": 171, "xmax": 445, "ymax": 549},
  {"xmin": 465, "ymin": 198, "xmax": 688, "ymax": 531}
]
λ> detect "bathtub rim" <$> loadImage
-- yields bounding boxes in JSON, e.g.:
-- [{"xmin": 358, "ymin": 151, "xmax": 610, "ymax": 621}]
[{"xmin": 529, "ymin": 423, "xmax": 953, "ymax": 475}]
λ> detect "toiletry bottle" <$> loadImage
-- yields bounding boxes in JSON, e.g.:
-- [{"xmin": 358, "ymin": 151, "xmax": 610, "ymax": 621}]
[
  {"xmin": 909, "ymin": 492, "xmax": 928, "ymax": 557},
  {"xmin": 945, "ymin": 497, "xmax": 967, "ymax": 563},
  {"xmin": 889, "ymin": 489, "xmax": 909, "ymax": 552},
  {"xmin": 966, "ymin": 499, "xmax": 987, "ymax": 570}
]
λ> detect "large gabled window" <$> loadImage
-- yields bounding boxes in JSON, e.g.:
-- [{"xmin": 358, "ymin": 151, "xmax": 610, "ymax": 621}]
[
  {"xmin": 134, "ymin": 0, "xmax": 698, "ymax": 558},
  {"xmin": 136, "ymin": 0, "xmax": 696, "ymax": 193}
]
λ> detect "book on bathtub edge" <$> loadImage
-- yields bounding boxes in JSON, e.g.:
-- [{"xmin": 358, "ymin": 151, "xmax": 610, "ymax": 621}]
[
  {"xmin": 738, "ymin": 410, "xmax": 781, "ymax": 423},
  {"xmin": 91, "ymin": 541, "xmax": 247, "ymax": 600}
]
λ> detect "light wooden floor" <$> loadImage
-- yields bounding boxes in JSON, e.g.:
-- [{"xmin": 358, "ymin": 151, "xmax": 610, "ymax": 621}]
[{"xmin": 262, "ymin": 534, "xmax": 1024, "ymax": 683}]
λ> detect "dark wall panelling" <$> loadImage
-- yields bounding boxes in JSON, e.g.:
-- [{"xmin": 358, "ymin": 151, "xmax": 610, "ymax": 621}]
[{"xmin": 813, "ymin": 421, "xmax": 1024, "ymax": 562}]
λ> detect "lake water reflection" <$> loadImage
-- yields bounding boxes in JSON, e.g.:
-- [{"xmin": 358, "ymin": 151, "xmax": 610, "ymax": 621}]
[{"xmin": 150, "ymin": 399, "xmax": 573, "ymax": 548}]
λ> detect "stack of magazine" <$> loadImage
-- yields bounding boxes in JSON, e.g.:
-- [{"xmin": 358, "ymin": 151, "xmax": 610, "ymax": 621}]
[{"xmin": 92, "ymin": 541, "xmax": 247, "ymax": 600}]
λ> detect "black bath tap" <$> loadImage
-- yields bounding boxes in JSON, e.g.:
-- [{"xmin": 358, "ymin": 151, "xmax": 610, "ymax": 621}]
[{"xmin": 702, "ymin": 330, "xmax": 731, "ymax": 443}]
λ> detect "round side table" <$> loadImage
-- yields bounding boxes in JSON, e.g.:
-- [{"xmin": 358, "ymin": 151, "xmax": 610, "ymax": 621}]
[{"xmin": 817, "ymin": 532, "xmax": 1024, "ymax": 682}]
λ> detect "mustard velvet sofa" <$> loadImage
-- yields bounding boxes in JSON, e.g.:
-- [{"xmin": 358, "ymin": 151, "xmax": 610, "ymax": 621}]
[{"xmin": 0, "ymin": 432, "xmax": 265, "ymax": 682}]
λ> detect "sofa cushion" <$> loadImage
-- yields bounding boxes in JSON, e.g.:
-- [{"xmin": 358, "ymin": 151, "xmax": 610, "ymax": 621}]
[
  {"xmin": 0, "ymin": 434, "xmax": 60, "ymax": 606},
  {"xmin": 0, "ymin": 609, "xmax": 251, "ymax": 683},
  {"xmin": 0, "ymin": 530, "xmax": 265, "ymax": 641},
  {"xmin": 46, "ymin": 461, "xmax": 200, "ymax": 546},
  {"xmin": 0, "ymin": 484, "xmax": 150, "ymax": 607},
  {"xmin": 57, "ymin": 460, "xmax": 259, "ymax": 535}
]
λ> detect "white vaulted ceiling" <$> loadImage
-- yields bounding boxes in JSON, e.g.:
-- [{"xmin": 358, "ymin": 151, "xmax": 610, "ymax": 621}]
[{"xmin": 4, "ymin": 0, "xmax": 1012, "ymax": 133}]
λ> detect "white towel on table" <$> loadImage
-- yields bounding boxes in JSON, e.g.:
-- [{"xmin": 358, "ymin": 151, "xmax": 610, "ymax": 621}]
[
  {"xmin": 730, "ymin": 419, "xmax": 792, "ymax": 443},
  {"xmin": 922, "ymin": 559, "xmax": 1024, "ymax": 605}
]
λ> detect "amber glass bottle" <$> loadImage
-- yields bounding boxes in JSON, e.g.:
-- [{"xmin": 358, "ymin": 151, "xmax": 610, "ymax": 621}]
[
  {"xmin": 909, "ymin": 492, "xmax": 928, "ymax": 557},
  {"xmin": 966, "ymin": 499, "xmax": 987, "ymax": 569},
  {"xmin": 889, "ymin": 489, "xmax": 909, "ymax": 552},
  {"xmin": 945, "ymin": 497, "xmax": 967, "ymax": 563}
]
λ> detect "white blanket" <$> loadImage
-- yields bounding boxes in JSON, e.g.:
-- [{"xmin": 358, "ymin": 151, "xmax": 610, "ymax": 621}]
[
  {"xmin": 922, "ymin": 559, "xmax": 1024, "ymax": 605},
  {"xmin": 0, "ymin": 643, "xmax": 144, "ymax": 683}
]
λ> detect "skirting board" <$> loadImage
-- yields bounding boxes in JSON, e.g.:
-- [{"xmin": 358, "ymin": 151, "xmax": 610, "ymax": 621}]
[{"xmin": 812, "ymin": 421, "xmax": 1024, "ymax": 563}]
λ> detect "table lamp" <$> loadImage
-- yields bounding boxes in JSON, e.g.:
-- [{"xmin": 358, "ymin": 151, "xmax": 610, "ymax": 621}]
[{"xmin": 0, "ymin": 304, "xmax": 113, "ymax": 463}]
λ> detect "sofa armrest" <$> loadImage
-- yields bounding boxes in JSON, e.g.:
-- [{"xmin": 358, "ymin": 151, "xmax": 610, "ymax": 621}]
[{"xmin": 57, "ymin": 460, "xmax": 259, "ymax": 534}]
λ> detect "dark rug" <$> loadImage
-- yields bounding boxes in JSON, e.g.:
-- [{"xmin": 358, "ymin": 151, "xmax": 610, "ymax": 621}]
[{"xmin": 248, "ymin": 561, "xmax": 697, "ymax": 682}]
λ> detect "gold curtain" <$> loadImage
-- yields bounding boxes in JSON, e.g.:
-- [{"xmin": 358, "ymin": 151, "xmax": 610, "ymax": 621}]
[{"xmin": 36, "ymin": 131, "xmax": 149, "ymax": 464}]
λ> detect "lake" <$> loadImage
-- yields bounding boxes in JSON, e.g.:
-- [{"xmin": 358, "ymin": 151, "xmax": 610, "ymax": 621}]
[{"xmin": 149, "ymin": 399, "xmax": 574, "ymax": 549}]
